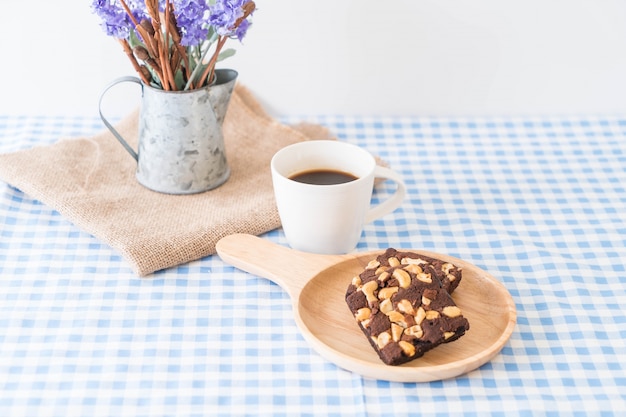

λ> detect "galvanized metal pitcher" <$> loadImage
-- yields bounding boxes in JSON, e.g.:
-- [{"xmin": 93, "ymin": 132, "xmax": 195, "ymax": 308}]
[{"xmin": 99, "ymin": 69, "xmax": 237, "ymax": 194}]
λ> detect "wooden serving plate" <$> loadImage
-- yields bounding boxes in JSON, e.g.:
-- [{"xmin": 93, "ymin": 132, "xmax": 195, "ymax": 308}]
[{"xmin": 216, "ymin": 234, "xmax": 517, "ymax": 382}]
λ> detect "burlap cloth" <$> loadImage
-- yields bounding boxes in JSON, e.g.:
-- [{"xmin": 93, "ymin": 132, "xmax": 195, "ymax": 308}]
[{"xmin": 0, "ymin": 84, "xmax": 334, "ymax": 276}]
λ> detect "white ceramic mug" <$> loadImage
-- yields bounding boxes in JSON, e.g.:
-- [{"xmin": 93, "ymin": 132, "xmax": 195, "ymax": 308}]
[{"xmin": 270, "ymin": 140, "xmax": 406, "ymax": 254}]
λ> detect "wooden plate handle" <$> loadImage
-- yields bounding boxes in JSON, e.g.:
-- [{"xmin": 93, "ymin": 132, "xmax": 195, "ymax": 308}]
[{"xmin": 215, "ymin": 234, "xmax": 346, "ymax": 299}]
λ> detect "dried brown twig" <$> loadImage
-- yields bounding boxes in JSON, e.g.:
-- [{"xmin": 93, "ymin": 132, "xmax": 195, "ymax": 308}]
[{"xmin": 118, "ymin": 39, "xmax": 151, "ymax": 85}]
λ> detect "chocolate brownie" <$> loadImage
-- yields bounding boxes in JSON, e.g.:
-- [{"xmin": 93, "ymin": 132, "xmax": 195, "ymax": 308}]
[
  {"xmin": 345, "ymin": 253, "xmax": 470, "ymax": 366},
  {"xmin": 374, "ymin": 248, "xmax": 463, "ymax": 294}
]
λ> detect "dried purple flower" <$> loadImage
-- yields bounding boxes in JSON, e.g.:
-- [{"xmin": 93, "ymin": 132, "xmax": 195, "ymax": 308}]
[
  {"xmin": 233, "ymin": 17, "xmax": 251, "ymax": 41},
  {"xmin": 208, "ymin": 0, "xmax": 254, "ymax": 39},
  {"xmin": 91, "ymin": 0, "xmax": 147, "ymax": 39},
  {"xmin": 172, "ymin": 0, "xmax": 212, "ymax": 46}
]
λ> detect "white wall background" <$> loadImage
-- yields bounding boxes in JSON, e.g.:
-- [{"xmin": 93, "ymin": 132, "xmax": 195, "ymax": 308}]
[{"xmin": 1, "ymin": 1, "xmax": 625, "ymax": 118}]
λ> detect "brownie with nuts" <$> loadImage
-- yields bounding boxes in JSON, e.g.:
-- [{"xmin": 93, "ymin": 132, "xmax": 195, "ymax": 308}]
[
  {"xmin": 345, "ymin": 254, "xmax": 470, "ymax": 366},
  {"xmin": 374, "ymin": 248, "xmax": 463, "ymax": 294}
]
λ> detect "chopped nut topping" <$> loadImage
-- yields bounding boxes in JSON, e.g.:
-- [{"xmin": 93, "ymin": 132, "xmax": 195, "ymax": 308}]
[
  {"xmin": 442, "ymin": 306, "xmax": 462, "ymax": 318},
  {"xmin": 401, "ymin": 257, "xmax": 427, "ymax": 265},
  {"xmin": 391, "ymin": 323, "xmax": 404, "ymax": 342},
  {"xmin": 442, "ymin": 263, "xmax": 459, "ymax": 281},
  {"xmin": 442, "ymin": 263, "xmax": 454, "ymax": 275},
  {"xmin": 405, "ymin": 324, "xmax": 424, "ymax": 339},
  {"xmin": 361, "ymin": 280, "xmax": 378, "ymax": 303},
  {"xmin": 366, "ymin": 260, "xmax": 381, "ymax": 270},
  {"xmin": 378, "ymin": 286, "xmax": 399, "ymax": 300},
  {"xmin": 392, "ymin": 268, "xmax": 411, "ymax": 289},
  {"xmin": 397, "ymin": 299, "xmax": 415, "ymax": 315},
  {"xmin": 379, "ymin": 299, "xmax": 393, "ymax": 315},
  {"xmin": 355, "ymin": 307, "xmax": 371, "ymax": 322},
  {"xmin": 403, "ymin": 264, "xmax": 423, "ymax": 275},
  {"xmin": 414, "ymin": 307, "xmax": 426, "ymax": 325},
  {"xmin": 425, "ymin": 310, "xmax": 440, "ymax": 320},
  {"xmin": 416, "ymin": 272, "xmax": 433, "ymax": 284},
  {"xmin": 377, "ymin": 331, "xmax": 391, "ymax": 349},
  {"xmin": 387, "ymin": 257, "xmax": 401, "ymax": 267},
  {"xmin": 399, "ymin": 341, "xmax": 416, "ymax": 356},
  {"xmin": 386, "ymin": 311, "xmax": 405, "ymax": 324},
  {"xmin": 377, "ymin": 271, "xmax": 390, "ymax": 283}
]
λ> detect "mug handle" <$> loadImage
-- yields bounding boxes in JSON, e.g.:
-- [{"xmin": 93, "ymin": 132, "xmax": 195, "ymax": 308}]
[
  {"xmin": 364, "ymin": 166, "xmax": 406, "ymax": 224},
  {"xmin": 98, "ymin": 76, "xmax": 143, "ymax": 161}
]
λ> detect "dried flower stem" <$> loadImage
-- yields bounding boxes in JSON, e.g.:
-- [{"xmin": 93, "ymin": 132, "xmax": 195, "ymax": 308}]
[
  {"xmin": 119, "ymin": 0, "xmax": 166, "ymax": 87},
  {"xmin": 170, "ymin": 46, "xmax": 181, "ymax": 78},
  {"xmin": 195, "ymin": 35, "xmax": 228, "ymax": 89},
  {"xmin": 118, "ymin": 39, "xmax": 151, "ymax": 85},
  {"xmin": 145, "ymin": 0, "xmax": 159, "ymax": 23},
  {"xmin": 119, "ymin": 1, "xmax": 154, "ymax": 57},
  {"xmin": 184, "ymin": 33, "xmax": 217, "ymax": 90},
  {"xmin": 166, "ymin": 5, "xmax": 189, "ymax": 82},
  {"xmin": 162, "ymin": 0, "xmax": 176, "ymax": 89},
  {"xmin": 137, "ymin": 20, "xmax": 164, "ymax": 80},
  {"xmin": 142, "ymin": 0, "xmax": 172, "ymax": 90}
]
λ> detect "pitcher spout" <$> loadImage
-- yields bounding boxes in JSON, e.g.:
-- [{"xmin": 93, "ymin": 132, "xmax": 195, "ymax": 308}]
[{"xmin": 209, "ymin": 69, "xmax": 239, "ymax": 125}]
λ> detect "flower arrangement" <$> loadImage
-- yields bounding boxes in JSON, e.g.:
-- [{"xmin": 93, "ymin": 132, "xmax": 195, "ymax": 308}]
[{"xmin": 91, "ymin": 0, "xmax": 255, "ymax": 91}]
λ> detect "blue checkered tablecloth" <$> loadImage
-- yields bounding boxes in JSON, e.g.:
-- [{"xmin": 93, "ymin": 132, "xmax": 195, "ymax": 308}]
[{"xmin": 1, "ymin": 114, "xmax": 625, "ymax": 416}]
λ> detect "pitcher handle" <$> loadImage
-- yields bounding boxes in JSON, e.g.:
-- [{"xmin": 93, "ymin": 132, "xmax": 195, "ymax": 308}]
[{"xmin": 98, "ymin": 76, "xmax": 143, "ymax": 161}]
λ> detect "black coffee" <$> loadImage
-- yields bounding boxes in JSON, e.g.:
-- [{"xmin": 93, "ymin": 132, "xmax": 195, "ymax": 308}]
[{"xmin": 289, "ymin": 169, "xmax": 358, "ymax": 185}]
